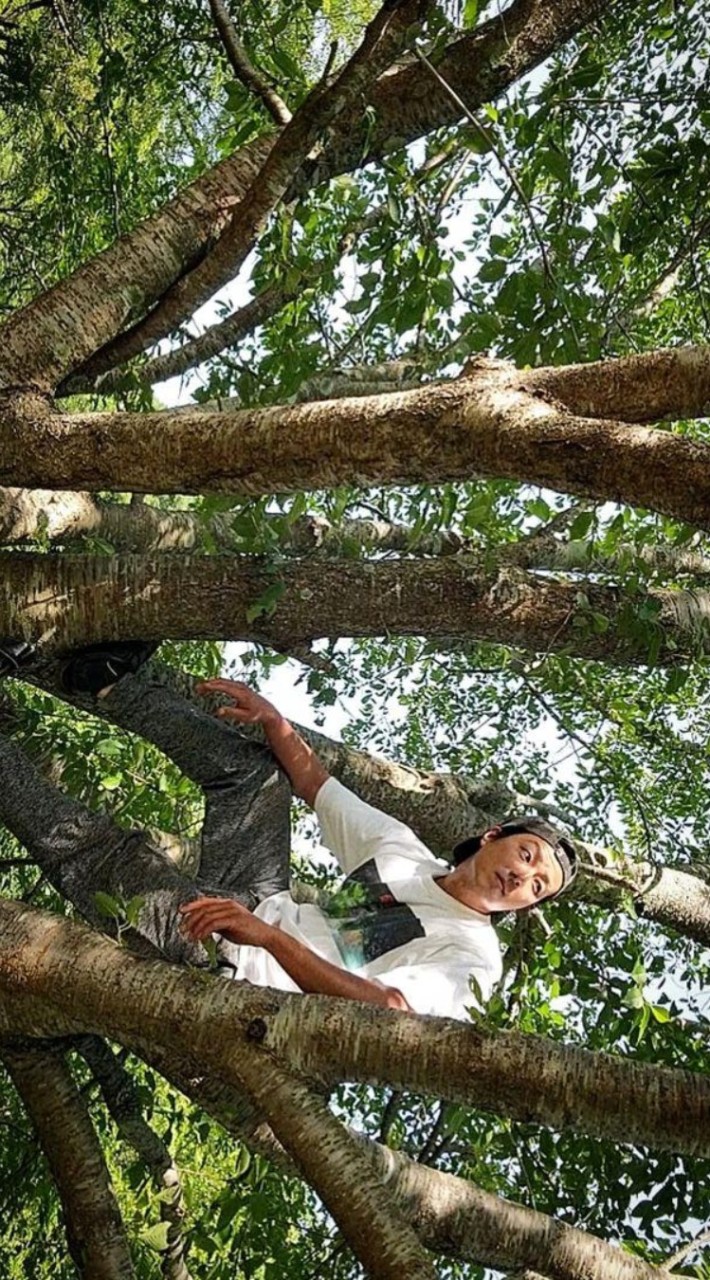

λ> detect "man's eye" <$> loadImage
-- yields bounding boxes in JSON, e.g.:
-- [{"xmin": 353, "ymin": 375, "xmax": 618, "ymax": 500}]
[
  {"xmin": 523, "ymin": 848, "xmax": 532, "ymax": 862},
  {"xmin": 534, "ymin": 880, "xmax": 543, "ymax": 897}
]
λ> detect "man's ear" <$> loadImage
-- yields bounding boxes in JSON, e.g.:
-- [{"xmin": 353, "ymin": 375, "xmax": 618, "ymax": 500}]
[{"xmin": 480, "ymin": 825, "xmax": 502, "ymax": 844}]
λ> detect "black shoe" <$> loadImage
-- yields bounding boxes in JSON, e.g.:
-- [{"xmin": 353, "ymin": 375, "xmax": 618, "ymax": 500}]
[
  {"xmin": 60, "ymin": 642, "xmax": 159, "ymax": 695},
  {"xmin": 0, "ymin": 639, "xmax": 36, "ymax": 677}
]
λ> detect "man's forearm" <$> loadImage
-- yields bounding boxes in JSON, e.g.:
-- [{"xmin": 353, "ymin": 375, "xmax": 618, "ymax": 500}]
[
  {"xmin": 264, "ymin": 927, "xmax": 410, "ymax": 1011},
  {"xmin": 261, "ymin": 713, "xmax": 329, "ymax": 807}
]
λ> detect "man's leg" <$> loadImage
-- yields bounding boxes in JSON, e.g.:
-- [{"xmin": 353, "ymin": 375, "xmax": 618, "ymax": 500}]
[
  {"xmin": 0, "ymin": 730, "xmax": 205, "ymax": 965},
  {"xmin": 98, "ymin": 668, "xmax": 292, "ymax": 907}
]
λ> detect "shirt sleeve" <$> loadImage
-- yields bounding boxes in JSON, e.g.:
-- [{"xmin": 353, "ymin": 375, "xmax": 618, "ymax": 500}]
[{"xmin": 314, "ymin": 776, "xmax": 437, "ymax": 878}]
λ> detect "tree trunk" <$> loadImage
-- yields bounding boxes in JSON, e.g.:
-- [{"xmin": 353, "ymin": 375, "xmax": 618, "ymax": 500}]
[
  {"xmin": 3, "ymin": 548, "xmax": 709, "ymax": 666},
  {"xmin": 0, "ymin": 137, "xmax": 274, "ymax": 391},
  {"xmin": 0, "ymin": 903, "xmax": 438, "ymax": 1280},
  {"xmin": 361, "ymin": 1140, "xmax": 673, "ymax": 1280},
  {"xmin": 133, "ymin": 1040, "xmax": 675, "ymax": 1280},
  {"xmin": 76, "ymin": 1037, "xmax": 192, "ymax": 1280},
  {"xmin": 2, "ymin": 1043, "xmax": 136, "ymax": 1280}
]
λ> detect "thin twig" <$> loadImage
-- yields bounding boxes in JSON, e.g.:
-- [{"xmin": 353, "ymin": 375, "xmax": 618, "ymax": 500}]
[
  {"xmin": 664, "ymin": 1222, "xmax": 710, "ymax": 1271},
  {"xmin": 207, "ymin": 0, "xmax": 292, "ymax": 125}
]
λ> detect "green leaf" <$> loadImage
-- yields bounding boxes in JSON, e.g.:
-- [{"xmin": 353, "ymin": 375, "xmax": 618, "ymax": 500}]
[
  {"xmin": 569, "ymin": 511, "xmax": 595, "ymax": 539},
  {"xmin": 125, "ymin": 896, "xmax": 145, "ymax": 928},
  {"xmin": 94, "ymin": 892, "xmax": 123, "ymax": 921},
  {"xmin": 140, "ymin": 1222, "xmax": 171, "ymax": 1253},
  {"xmin": 387, "ymin": 192, "xmax": 401, "ymax": 224},
  {"xmin": 463, "ymin": 0, "xmax": 479, "ymax": 26},
  {"xmin": 622, "ymin": 985, "xmax": 644, "ymax": 1009},
  {"xmin": 100, "ymin": 772, "xmax": 123, "ymax": 791},
  {"xmin": 478, "ymin": 259, "xmax": 507, "ymax": 284}
]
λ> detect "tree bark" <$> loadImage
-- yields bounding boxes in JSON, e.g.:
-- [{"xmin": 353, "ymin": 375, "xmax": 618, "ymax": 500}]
[
  {"xmin": 0, "ymin": 900, "xmax": 707, "ymax": 1160},
  {"xmin": 361, "ymin": 1140, "xmax": 673, "ymax": 1280},
  {"xmin": 76, "ymin": 1037, "xmax": 192, "ymax": 1280},
  {"xmin": 2, "ymin": 1043, "xmax": 136, "ymax": 1280},
  {"xmin": 125, "ymin": 0, "xmax": 430, "ymax": 358},
  {"xmin": 0, "ymin": 137, "xmax": 274, "ymax": 392},
  {"xmin": 127, "ymin": 1042, "xmax": 676, "ymax": 1280},
  {"xmin": 0, "ymin": 488, "xmax": 466, "ymax": 557},
  {"xmin": 3, "ymin": 548, "xmax": 710, "ymax": 666},
  {"xmin": 5, "ymin": 350, "xmax": 710, "ymax": 532}
]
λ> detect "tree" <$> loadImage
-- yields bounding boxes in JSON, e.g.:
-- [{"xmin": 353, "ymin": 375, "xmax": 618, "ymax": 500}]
[{"xmin": 0, "ymin": 0, "xmax": 709, "ymax": 1277}]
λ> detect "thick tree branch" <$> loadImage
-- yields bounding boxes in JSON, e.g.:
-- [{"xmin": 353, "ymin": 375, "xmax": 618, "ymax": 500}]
[
  {"xmin": 360, "ymin": 1138, "xmax": 673, "ymax": 1280},
  {"xmin": 101, "ymin": 279, "xmax": 303, "ymax": 393},
  {"xmin": 0, "ymin": 488, "xmax": 466, "ymax": 557},
  {"xmin": 6, "ymin": 349, "xmax": 710, "ymax": 534},
  {"xmin": 1, "ymin": 1042, "xmax": 136, "ymax": 1279},
  {"xmin": 4, "ymin": 548, "xmax": 710, "ymax": 668},
  {"xmin": 0, "ymin": 900, "xmax": 707, "ymax": 1161},
  {"xmin": 119, "ymin": 0, "xmax": 430, "ymax": 359},
  {"xmin": 124, "ymin": 1041, "xmax": 675, "ymax": 1280},
  {"xmin": 0, "ymin": 136, "xmax": 275, "ymax": 392},
  {"xmin": 0, "ymin": 908, "xmax": 436, "ymax": 1280},
  {"xmin": 76, "ymin": 1037, "xmax": 192, "ymax": 1280}
]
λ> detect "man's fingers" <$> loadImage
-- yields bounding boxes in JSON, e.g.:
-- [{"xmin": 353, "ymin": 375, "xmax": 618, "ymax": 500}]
[
  {"xmin": 180, "ymin": 897, "xmax": 240, "ymax": 913},
  {"xmin": 215, "ymin": 706, "xmax": 251, "ymax": 722},
  {"xmin": 181, "ymin": 909, "xmax": 236, "ymax": 938},
  {"xmin": 197, "ymin": 678, "xmax": 250, "ymax": 696}
]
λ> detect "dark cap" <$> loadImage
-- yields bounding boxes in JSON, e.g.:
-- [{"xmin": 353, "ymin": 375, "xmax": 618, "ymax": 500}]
[{"xmin": 452, "ymin": 815, "xmax": 578, "ymax": 900}]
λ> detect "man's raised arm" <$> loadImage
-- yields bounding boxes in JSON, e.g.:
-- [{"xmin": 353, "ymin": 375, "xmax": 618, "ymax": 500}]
[{"xmin": 197, "ymin": 678, "xmax": 329, "ymax": 807}]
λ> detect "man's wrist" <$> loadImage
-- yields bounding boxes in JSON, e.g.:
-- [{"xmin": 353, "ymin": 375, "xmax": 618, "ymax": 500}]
[{"xmin": 261, "ymin": 707, "xmax": 288, "ymax": 735}]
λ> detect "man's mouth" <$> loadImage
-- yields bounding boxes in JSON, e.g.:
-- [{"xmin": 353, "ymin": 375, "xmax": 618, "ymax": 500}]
[{"xmin": 496, "ymin": 871, "xmax": 507, "ymax": 896}]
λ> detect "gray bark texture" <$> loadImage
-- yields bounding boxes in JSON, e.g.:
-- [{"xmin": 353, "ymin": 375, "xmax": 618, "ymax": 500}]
[{"xmin": 76, "ymin": 1036, "xmax": 192, "ymax": 1280}]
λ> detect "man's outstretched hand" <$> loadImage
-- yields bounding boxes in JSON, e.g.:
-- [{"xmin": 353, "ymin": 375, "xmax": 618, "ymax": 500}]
[
  {"xmin": 196, "ymin": 676, "xmax": 330, "ymax": 807},
  {"xmin": 195, "ymin": 679, "xmax": 281, "ymax": 728},
  {"xmin": 179, "ymin": 896, "xmax": 272, "ymax": 948}
]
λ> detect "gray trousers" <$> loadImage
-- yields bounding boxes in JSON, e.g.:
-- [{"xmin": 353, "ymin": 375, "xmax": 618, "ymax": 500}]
[{"xmin": 0, "ymin": 671, "xmax": 292, "ymax": 965}]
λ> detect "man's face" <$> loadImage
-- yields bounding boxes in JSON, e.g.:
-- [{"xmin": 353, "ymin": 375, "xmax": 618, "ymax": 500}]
[{"xmin": 465, "ymin": 828, "xmax": 564, "ymax": 912}]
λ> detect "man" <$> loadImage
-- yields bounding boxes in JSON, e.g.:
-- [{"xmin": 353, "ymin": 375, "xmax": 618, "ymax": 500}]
[{"xmin": 0, "ymin": 641, "xmax": 577, "ymax": 1019}]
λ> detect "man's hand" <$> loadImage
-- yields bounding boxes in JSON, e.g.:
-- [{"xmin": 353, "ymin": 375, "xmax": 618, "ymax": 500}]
[
  {"xmin": 197, "ymin": 676, "xmax": 330, "ymax": 807},
  {"xmin": 196, "ymin": 679, "xmax": 281, "ymax": 728},
  {"xmin": 179, "ymin": 896, "xmax": 273, "ymax": 948}
]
